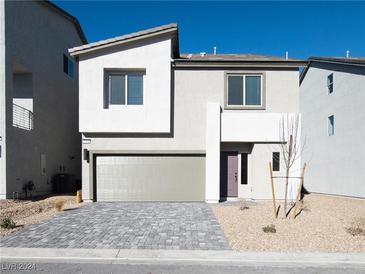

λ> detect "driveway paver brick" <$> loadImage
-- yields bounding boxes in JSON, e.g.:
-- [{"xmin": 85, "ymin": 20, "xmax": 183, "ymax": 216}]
[{"xmin": 0, "ymin": 202, "xmax": 230, "ymax": 250}]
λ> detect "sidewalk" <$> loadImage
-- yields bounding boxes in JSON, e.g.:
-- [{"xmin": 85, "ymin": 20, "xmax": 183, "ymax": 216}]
[{"xmin": 1, "ymin": 247, "xmax": 364, "ymax": 267}]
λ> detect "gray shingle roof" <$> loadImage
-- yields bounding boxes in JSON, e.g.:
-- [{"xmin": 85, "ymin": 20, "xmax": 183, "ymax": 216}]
[{"xmin": 69, "ymin": 23, "xmax": 178, "ymax": 56}]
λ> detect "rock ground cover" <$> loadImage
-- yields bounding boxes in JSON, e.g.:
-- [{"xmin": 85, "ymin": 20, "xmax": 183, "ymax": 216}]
[
  {"xmin": 0, "ymin": 195, "xmax": 80, "ymax": 238},
  {"xmin": 212, "ymin": 193, "xmax": 365, "ymax": 252}
]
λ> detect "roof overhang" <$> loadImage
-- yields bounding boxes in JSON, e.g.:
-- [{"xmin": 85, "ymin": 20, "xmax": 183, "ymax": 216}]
[
  {"xmin": 173, "ymin": 60, "xmax": 308, "ymax": 68},
  {"xmin": 69, "ymin": 23, "xmax": 179, "ymax": 58},
  {"xmin": 300, "ymin": 57, "xmax": 365, "ymax": 84}
]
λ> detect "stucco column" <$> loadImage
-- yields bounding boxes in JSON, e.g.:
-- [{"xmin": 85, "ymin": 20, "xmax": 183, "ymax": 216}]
[
  {"xmin": 205, "ymin": 102, "xmax": 221, "ymax": 203},
  {"xmin": 81, "ymin": 143, "xmax": 93, "ymax": 202}
]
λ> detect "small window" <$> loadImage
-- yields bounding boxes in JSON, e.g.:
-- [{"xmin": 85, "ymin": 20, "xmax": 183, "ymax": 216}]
[
  {"xmin": 328, "ymin": 115, "xmax": 334, "ymax": 136},
  {"xmin": 104, "ymin": 71, "xmax": 144, "ymax": 107},
  {"xmin": 227, "ymin": 74, "xmax": 263, "ymax": 108},
  {"xmin": 327, "ymin": 73, "xmax": 333, "ymax": 94},
  {"xmin": 272, "ymin": 152, "xmax": 280, "ymax": 171},
  {"xmin": 63, "ymin": 54, "xmax": 75, "ymax": 79}
]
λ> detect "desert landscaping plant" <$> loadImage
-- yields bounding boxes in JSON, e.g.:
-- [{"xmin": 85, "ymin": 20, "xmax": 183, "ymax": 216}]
[
  {"xmin": 22, "ymin": 180, "xmax": 35, "ymax": 198},
  {"xmin": 54, "ymin": 199, "xmax": 66, "ymax": 211},
  {"xmin": 239, "ymin": 205, "xmax": 250, "ymax": 211},
  {"xmin": 262, "ymin": 224, "xmax": 276, "ymax": 233},
  {"xmin": 279, "ymin": 114, "xmax": 305, "ymax": 218},
  {"xmin": 346, "ymin": 217, "xmax": 365, "ymax": 236},
  {"xmin": 1, "ymin": 216, "xmax": 16, "ymax": 229}
]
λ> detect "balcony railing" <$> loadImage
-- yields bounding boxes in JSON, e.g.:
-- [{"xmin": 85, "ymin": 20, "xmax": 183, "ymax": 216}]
[{"xmin": 12, "ymin": 103, "xmax": 34, "ymax": 131}]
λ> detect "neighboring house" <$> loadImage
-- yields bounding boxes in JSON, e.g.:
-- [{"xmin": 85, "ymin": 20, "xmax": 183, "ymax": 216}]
[
  {"xmin": 300, "ymin": 57, "xmax": 365, "ymax": 198},
  {"xmin": 0, "ymin": 1, "xmax": 86, "ymax": 199},
  {"xmin": 70, "ymin": 23, "xmax": 306, "ymax": 202}
]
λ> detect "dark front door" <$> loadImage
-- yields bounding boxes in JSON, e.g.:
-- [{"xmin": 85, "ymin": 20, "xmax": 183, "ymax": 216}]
[{"xmin": 220, "ymin": 152, "xmax": 238, "ymax": 198}]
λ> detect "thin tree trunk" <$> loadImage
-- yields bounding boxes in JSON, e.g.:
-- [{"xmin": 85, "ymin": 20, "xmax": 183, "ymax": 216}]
[
  {"xmin": 283, "ymin": 168, "xmax": 289, "ymax": 217},
  {"xmin": 283, "ymin": 135, "xmax": 293, "ymax": 218}
]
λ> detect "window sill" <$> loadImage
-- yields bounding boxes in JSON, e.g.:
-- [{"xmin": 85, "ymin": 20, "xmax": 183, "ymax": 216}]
[{"xmin": 224, "ymin": 105, "xmax": 266, "ymax": 110}]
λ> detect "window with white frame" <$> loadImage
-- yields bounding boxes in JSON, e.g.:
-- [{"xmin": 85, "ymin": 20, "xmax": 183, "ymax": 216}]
[
  {"xmin": 227, "ymin": 74, "xmax": 263, "ymax": 107},
  {"xmin": 104, "ymin": 71, "xmax": 144, "ymax": 108},
  {"xmin": 328, "ymin": 115, "xmax": 334, "ymax": 136},
  {"xmin": 327, "ymin": 73, "xmax": 333, "ymax": 94}
]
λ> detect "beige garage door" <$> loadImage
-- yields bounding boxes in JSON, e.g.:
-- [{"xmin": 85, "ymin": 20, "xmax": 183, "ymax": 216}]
[{"xmin": 96, "ymin": 155, "xmax": 205, "ymax": 201}]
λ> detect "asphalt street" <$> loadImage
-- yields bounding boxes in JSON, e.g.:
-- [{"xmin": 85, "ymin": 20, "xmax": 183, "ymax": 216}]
[{"xmin": 1, "ymin": 260, "xmax": 364, "ymax": 274}]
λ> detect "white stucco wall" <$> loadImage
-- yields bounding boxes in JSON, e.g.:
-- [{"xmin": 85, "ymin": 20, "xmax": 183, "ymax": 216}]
[
  {"xmin": 300, "ymin": 63, "xmax": 365, "ymax": 198},
  {"xmin": 78, "ymin": 38, "xmax": 172, "ymax": 133},
  {"xmin": 205, "ymin": 103, "xmax": 221, "ymax": 203},
  {"xmin": 80, "ymin": 65, "xmax": 300, "ymax": 201}
]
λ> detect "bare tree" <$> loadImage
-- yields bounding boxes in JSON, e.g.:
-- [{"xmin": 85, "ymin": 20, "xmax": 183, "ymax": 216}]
[{"xmin": 279, "ymin": 114, "xmax": 304, "ymax": 218}]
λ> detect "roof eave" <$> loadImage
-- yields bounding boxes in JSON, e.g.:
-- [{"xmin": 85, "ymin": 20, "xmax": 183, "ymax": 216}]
[
  {"xmin": 69, "ymin": 27, "xmax": 178, "ymax": 57},
  {"xmin": 173, "ymin": 60, "xmax": 308, "ymax": 68},
  {"xmin": 300, "ymin": 58, "xmax": 365, "ymax": 85}
]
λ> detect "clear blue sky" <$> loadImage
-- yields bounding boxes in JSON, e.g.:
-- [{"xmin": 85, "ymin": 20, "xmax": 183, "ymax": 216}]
[{"xmin": 54, "ymin": 1, "xmax": 365, "ymax": 59}]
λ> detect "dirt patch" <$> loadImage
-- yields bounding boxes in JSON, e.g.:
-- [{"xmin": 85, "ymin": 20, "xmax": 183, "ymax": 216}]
[
  {"xmin": 0, "ymin": 195, "xmax": 81, "ymax": 238},
  {"xmin": 212, "ymin": 194, "xmax": 365, "ymax": 252}
]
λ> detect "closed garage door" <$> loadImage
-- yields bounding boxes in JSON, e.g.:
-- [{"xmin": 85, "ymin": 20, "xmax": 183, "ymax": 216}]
[{"xmin": 95, "ymin": 155, "xmax": 205, "ymax": 201}]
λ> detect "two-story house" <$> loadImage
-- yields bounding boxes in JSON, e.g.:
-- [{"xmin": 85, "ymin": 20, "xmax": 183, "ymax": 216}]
[
  {"xmin": 300, "ymin": 57, "xmax": 365, "ymax": 198},
  {"xmin": 70, "ymin": 23, "xmax": 306, "ymax": 202},
  {"xmin": 0, "ymin": 0, "xmax": 86, "ymax": 199}
]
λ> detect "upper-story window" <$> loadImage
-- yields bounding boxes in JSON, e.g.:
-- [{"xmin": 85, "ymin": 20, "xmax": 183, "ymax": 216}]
[
  {"xmin": 226, "ymin": 73, "xmax": 264, "ymax": 109},
  {"xmin": 328, "ymin": 115, "xmax": 334, "ymax": 136},
  {"xmin": 327, "ymin": 73, "xmax": 333, "ymax": 94},
  {"xmin": 104, "ymin": 70, "xmax": 144, "ymax": 108},
  {"xmin": 63, "ymin": 54, "xmax": 75, "ymax": 79}
]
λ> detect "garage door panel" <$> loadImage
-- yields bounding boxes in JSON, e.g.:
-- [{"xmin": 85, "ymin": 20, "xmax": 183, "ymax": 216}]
[{"xmin": 96, "ymin": 155, "xmax": 205, "ymax": 201}]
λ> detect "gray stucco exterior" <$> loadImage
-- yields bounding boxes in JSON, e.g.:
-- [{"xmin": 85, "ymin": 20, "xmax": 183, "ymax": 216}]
[
  {"xmin": 0, "ymin": 1, "xmax": 85, "ymax": 198},
  {"xmin": 300, "ymin": 61, "xmax": 365, "ymax": 198}
]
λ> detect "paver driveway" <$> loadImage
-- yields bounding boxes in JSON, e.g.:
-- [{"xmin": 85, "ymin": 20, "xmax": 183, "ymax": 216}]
[{"xmin": 0, "ymin": 203, "xmax": 230, "ymax": 250}]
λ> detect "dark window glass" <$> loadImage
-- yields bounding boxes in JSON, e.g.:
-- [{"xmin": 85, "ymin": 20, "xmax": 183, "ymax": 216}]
[
  {"xmin": 241, "ymin": 153, "xmax": 248, "ymax": 185},
  {"xmin": 127, "ymin": 74, "xmax": 143, "ymax": 105},
  {"xmin": 273, "ymin": 152, "xmax": 280, "ymax": 171},
  {"xmin": 68, "ymin": 60, "xmax": 75, "ymax": 79},
  {"xmin": 228, "ymin": 76, "xmax": 243, "ymax": 105},
  {"xmin": 245, "ymin": 76, "xmax": 261, "ymax": 105},
  {"xmin": 63, "ymin": 54, "xmax": 68, "ymax": 74},
  {"xmin": 109, "ymin": 75, "xmax": 125, "ymax": 105},
  {"xmin": 327, "ymin": 73, "xmax": 333, "ymax": 94},
  {"xmin": 328, "ymin": 115, "xmax": 334, "ymax": 136}
]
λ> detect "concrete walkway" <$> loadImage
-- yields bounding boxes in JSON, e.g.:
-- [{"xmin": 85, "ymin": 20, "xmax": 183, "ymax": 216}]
[
  {"xmin": 0, "ymin": 202, "xmax": 229, "ymax": 250},
  {"xmin": 1, "ymin": 247, "xmax": 365, "ymax": 266}
]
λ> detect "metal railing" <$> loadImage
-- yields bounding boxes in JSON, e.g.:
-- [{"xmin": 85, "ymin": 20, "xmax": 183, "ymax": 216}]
[{"xmin": 12, "ymin": 103, "xmax": 34, "ymax": 131}]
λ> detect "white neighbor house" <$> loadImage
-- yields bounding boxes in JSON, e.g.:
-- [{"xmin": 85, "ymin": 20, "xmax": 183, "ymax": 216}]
[
  {"xmin": 70, "ymin": 23, "xmax": 306, "ymax": 203},
  {"xmin": 0, "ymin": 1, "xmax": 86, "ymax": 199},
  {"xmin": 300, "ymin": 56, "xmax": 365, "ymax": 198}
]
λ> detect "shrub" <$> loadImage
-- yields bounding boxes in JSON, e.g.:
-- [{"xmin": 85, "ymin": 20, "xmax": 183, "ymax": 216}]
[
  {"xmin": 1, "ymin": 217, "xmax": 16, "ymax": 229},
  {"xmin": 239, "ymin": 205, "xmax": 250, "ymax": 211},
  {"xmin": 346, "ymin": 217, "xmax": 365, "ymax": 236},
  {"xmin": 346, "ymin": 227, "xmax": 364, "ymax": 236},
  {"xmin": 262, "ymin": 224, "xmax": 276, "ymax": 233},
  {"xmin": 54, "ymin": 199, "xmax": 66, "ymax": 211}
]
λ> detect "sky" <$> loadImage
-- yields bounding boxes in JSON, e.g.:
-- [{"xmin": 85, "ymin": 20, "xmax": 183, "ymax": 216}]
[{"xmin": 54, "ymin": 1, "xmax": 365, "ymax": 59}]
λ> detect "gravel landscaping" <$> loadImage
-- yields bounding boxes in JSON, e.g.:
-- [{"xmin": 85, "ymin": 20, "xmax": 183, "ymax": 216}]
[
  {"xmin": 0, "ymin": 195, "xmax": 81, "ymax": 238},
  {"xmin": 212, "ymin": 194, "xmax": 365, "ymax": 252}
]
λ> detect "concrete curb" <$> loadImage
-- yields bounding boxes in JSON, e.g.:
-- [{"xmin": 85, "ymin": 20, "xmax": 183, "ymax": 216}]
[{"xmin": 1, "ymin": 248, "xmax": 365, "ymax": 266}]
